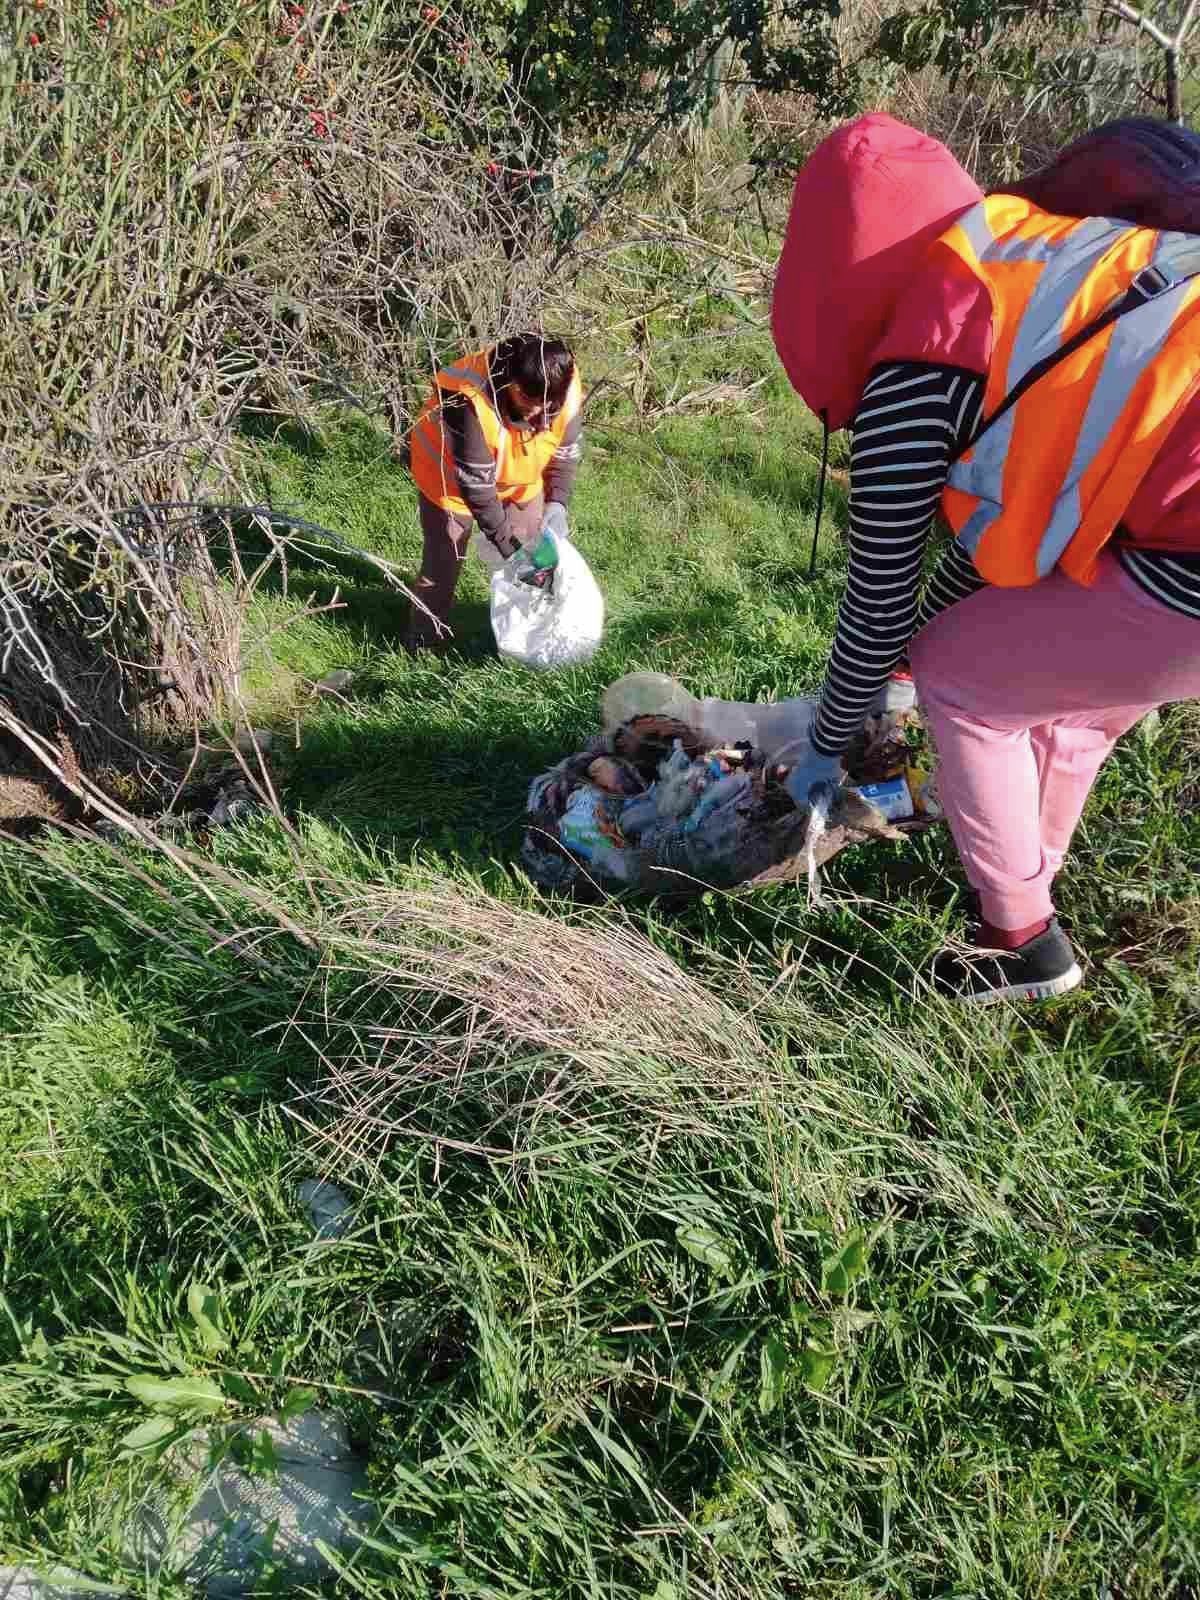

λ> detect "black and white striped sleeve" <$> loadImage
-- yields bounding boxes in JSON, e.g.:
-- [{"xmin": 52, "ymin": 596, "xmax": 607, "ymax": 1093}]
[
  {"xmin": 811, "ymin": 363, "xmax": 986, "ymax": 757},
  {"xmin": 918, "ymin": 529, "xmax": 988, "ymax": 627}
]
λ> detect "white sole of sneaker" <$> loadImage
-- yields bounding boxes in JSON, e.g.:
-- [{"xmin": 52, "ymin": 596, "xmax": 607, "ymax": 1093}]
[{"xmin": 958, "ymin": 962, "xmax": 1084, "ymax": 1007}]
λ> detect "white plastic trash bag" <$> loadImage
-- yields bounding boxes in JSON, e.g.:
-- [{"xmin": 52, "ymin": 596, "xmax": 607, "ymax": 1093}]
[
  {"xmin": 489, "ymin": 529, "xmax": 604, "ymax": 670},
  {"xmin": 599, "ymin": 672, "xmax": 818, "ymax": 766},
  {"xmin": 698, "ymin": 695, "xmax": 819, "ymax": 766}
]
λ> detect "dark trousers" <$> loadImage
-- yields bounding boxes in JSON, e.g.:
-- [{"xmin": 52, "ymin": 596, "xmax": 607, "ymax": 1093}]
[{"xmin": 406, "ymin": 491, "xmax": 545, "ymax": 649}]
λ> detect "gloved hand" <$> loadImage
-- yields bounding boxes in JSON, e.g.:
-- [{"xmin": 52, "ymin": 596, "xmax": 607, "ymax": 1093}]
[
  {"xmin": 486, "ymin": 507, "xmax": 523, "ymax": 561},
  {"xmin": 516, "ymin": 503, "xmax": 568, "ymax": 588},
  {"xmin": 541, "ymin": 501, "xmax": 569, "ymax": 541},
  {"xmin": 783, "ymin": 745, "xmax": 843, "ymax": 812}
]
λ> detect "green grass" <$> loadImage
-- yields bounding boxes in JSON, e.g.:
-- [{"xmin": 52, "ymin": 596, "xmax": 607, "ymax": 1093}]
[{"xmin": 3, "ymin": 338, "xmax": 1200, "ymax": 1597}]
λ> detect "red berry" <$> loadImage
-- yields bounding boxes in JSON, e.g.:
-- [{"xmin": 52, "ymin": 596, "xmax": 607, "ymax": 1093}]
[{"xmin": 28, "ymin": 31, "xmax": 41, "ymax": 42}]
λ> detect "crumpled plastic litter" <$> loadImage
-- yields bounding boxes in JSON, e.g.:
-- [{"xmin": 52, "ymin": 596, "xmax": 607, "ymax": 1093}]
[
  {"xmin": 522, "ymin": 720, "xmax": 793, "ymax": 893},
  {"xmin": 802, "ymin": 781, "xmax": 834, "ymax": 907},
  {"xmin": 523, "ymin": 676, "xmax": 941, "ymax": 897},
  {"xmin": 557, "ymin": 785, "xmax": 639, "ymax": 884}
]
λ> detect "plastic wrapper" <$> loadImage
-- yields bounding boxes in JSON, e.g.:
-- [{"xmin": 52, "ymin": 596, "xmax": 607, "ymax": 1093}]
[
  {"xmin": 601, "ymin": 672, "xmax": 819, "ymax": 767},
  {"xmin": 556, "ymin": 786, "xmax": 638, "ymax": 883}
]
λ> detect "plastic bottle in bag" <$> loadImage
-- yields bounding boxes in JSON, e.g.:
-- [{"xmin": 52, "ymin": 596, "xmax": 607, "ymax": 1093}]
[{"xmin": 601, "ymin": 673, "xmax": 703, "ymax": 733}]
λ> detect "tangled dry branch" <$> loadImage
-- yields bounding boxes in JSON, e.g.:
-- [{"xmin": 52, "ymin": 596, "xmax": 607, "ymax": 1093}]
[{"xmin": 1, "ymin": 0, "xmax": 576, "ymax": 768}]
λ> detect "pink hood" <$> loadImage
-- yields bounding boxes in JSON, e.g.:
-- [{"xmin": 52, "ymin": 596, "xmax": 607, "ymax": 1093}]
[{"xmin": 771, "ymin": 114, "xmax": 983, "ymax": 430}]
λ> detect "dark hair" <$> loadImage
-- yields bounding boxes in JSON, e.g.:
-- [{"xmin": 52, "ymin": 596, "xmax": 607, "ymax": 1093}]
[
  {"xmin": 1004, "ymin": 117, "xmax": 1200, "ymax": 234},
  {"xmin": 492, "ymin": 334, "xmax": 575, "ymax": 412}
]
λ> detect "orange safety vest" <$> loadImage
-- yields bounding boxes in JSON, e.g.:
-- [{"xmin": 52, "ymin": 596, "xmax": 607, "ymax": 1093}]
[
  {"xmin": 409, "ymin": 350, "xmax": 583, "ymax": 517},
  {"xmin": 935, "ymin": 194, "xmax": 1200, "ymax": 586}
]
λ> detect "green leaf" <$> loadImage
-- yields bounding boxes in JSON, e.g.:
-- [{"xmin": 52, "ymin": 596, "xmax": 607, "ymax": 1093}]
[
  {"xmin": 213, "ymin": 1070, "xmax": 269, "ymax": 1096},
  {"xmin": 766, "ymin": 1498, "xmax": 797, "ymax": 1557},
  {"xmin": 835, "ymin": 1308, "xmax": 878, "ymax": 1334},
  {"xmin": 187, "ymin": 1284, "xmax": 229, "ymax": 1354},
  {"xmin": 250, "ymin": 1427, "xmax": 280, "ymax": 1476},
  {"xmin": 118, "ymin": 1415, "xmax": 181, "ymax": 1457},
  {"xmin": 224, "ymin": 1374, "xmax": 258, "ymax": 1406},
  {"xmin": 676, "ymin": 1223, "xmax": 734, "ymax": 1276},
  {"xmin": 821, "ymin": 1227, "xmax": 869, "ymax": 1297},
  {"xmin": 758, "ymin": 1332, "xmax": 788, "ymax": 1415},
  {"xmin": 125, "ymin": 1374, "xmax": 227, "ymax": 1415},
  {"xmin": 798, "ymin": 1342, "xmax": 836, "ymax": 1390},
  {"xmin": 279, "ymin": 1385, "xmax": 318, "ymax": 1423},
  {"xmin": 723, "ymin": 290, "xmax": 760, "ymax": 324}
]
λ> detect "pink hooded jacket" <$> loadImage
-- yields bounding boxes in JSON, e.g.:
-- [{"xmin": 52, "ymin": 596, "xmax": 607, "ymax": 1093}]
[{"xmin": 771, "ymin": 113, "xmax": 1200, "ymax": 552}]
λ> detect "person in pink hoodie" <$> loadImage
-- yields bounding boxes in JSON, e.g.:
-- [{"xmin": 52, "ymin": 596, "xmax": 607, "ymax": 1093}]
[{"xmin": 771, "ymin": 115, "xmax": 1200, "ymax": 1004}]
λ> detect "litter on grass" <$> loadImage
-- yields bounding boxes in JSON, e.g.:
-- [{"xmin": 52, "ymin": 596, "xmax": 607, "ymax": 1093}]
[{"xmin": 521, "ymin": 673, "xmax": 941, "ymax": 898}]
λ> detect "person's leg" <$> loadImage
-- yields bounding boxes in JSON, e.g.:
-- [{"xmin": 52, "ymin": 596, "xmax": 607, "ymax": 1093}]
[
  {"xmin": 910, "ymin": 552, "xmax": 1200, "ymax": 997},
  {"xmin": 1031, "ymin": 706, "xmax": 1153, "ymax": 880},
  {"xmin": 406, "ymin": 494, "xmax": 474, "ymax": 650},
  {"xmin": 913, "ymin": 686, "xmax": 1050, "ymax": 932}
]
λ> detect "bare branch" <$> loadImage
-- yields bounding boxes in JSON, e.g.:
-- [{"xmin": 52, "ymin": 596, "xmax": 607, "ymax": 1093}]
[{"xmin": 1103, "ymin": 0, "xmax": 1173, "ymax": 52}]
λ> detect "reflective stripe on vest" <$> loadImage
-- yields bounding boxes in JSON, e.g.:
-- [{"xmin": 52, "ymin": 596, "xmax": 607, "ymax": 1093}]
[
  {"xmin": 409, "ymin": 350, "xmax": 581, "ymax": 516},
  {"xmin": 939, "ymin": 196, "xmax": 1200, "ymax": 586}
]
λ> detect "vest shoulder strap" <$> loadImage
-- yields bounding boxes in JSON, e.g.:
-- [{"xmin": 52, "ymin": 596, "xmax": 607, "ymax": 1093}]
[{"xmin": 958, "ymin": 231, "xmax": 1200, "ymax": 463}]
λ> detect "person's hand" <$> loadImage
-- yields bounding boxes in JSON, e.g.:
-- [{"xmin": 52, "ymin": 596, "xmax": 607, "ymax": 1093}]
[
  {"xmin": 486, "ymin": 507, "xmax": 522, "ymax": 561},
  {"xmin": 515, "ymin": 530, "xmax": 558, "ymax": 589},
  {"xmin": 783, "ymin": 746, "xmax": 843, "ymax": 811},
  {"xmin": 541, "ymin": 501, "xmax": 569, "ymax": 542}
]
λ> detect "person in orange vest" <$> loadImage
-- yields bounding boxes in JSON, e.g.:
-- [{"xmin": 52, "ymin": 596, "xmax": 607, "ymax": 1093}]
[
  {"xmin": 772, "ymin": 116, "xmax": 1200, "ymax": 1004},
  {"xmin": 405, "ymin": 333, "xmax": 583, "ymax": 650}
]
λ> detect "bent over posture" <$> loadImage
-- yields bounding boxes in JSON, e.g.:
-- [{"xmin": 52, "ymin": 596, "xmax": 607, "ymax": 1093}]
[
  {"xmin": 405, "ymin": 333, "xmax": 583, "ymax": 649},
  {"xmin": 772, "ymin": 115, "xmax": 1200, "ymax": 1003}
]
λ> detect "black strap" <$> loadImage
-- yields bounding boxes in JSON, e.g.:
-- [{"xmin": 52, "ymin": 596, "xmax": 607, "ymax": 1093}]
[
  {"xmin": 809, "ymin": 409, "xmax": 830, "ymax": 580},
  {"xmin": 966, "ymin": 259, "xmax": 1200, "ymax": 456}
]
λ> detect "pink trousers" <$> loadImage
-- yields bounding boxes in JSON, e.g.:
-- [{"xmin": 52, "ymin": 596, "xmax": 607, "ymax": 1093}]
[{"xmin": 909, "ymin": 552, "xmax": 1200, "ymax": 930}]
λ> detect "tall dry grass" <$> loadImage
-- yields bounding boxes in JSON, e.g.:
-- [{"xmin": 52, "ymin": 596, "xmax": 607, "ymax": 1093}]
[{"xmin": 1, "ymin": 0, "xmax": 562, "ymax": 769}]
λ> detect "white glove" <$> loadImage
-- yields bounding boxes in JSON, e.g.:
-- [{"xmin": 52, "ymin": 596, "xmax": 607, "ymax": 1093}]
[{"xmin": 541, "ymin": 501, "xmax": 569, "ymax": 542}]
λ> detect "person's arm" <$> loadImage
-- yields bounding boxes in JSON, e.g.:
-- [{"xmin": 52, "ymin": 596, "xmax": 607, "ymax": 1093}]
[
  {"xmin": 918, "ymin": 533, "xmax": 988, "ymax": 629},
  {"xmin": 810, "ymin": 362, "xmax": 985, "ymax": 758},
  {"xmin": 542, "ymin": 409, "xmax": 583, "ymax": 509},
  {"xmin": 440, "ymin": 393, "xmax": 520, "ymax": 555}
]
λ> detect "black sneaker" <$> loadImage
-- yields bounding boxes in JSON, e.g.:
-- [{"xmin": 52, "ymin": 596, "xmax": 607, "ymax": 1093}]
[{"xmin": 932, "ymin": 918, "xmax": 1083, "ymax": 1006}]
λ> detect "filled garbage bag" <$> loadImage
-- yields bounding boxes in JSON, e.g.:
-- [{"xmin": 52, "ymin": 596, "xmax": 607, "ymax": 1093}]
[
  {"xmin": 488, "ymin": 529, "xmax": 604, "ymax": 670},
  {"xmin": 521, "ymin": 676, "xmax": 939, "ymax": 897}
]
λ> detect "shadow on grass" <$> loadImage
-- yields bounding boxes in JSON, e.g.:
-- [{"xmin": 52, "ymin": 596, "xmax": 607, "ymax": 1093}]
[
  {"xmin": 286, "ymin": 719, "xmax": 559, "ymax": 851},
  {"xmin": 220, "ymin": 513, "xmax": 422, "ymax": 655},
  {"xmin": 238, "ymin": 409, "xmax": 330, "ymax": 463},
  {"xmin": 601, "ymin": 598, "xmax": 742, "ymax": 657}
]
